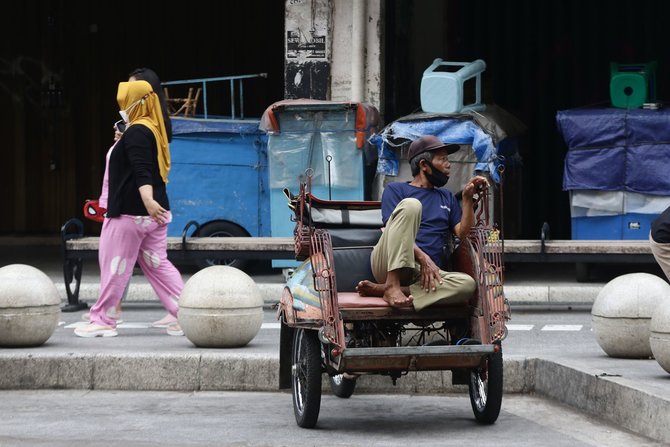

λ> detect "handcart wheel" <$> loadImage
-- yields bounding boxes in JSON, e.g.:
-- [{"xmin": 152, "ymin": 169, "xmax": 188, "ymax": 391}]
[
  {"xmin": 195, "ymin": 221, "xmax": 249, "ymax": 270},
  {"xmin": 468, "ymin": 342, "xmax": 503, "ymax": 424},
  {"xmin": 329, "ymin": 374, "xmax": 356, "ymax": 398},
  {"xmin": 291, "ymin": 328, "xmax": 322, "ymax": 428}
]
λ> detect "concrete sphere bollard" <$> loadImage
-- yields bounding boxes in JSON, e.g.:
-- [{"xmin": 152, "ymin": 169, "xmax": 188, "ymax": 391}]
[
  {"xmin": 0, "ymin": 264, "xmax": 61, "ymax": 347},
  {"xmin": 179, "ymin": 265, "xmax": 263, "ymax": 348},
  {"xmin": 650, "ymin": 299, "xmax": 670, "ymax": 374},
  {"xmin": 592, "ymin": 273, "xmax": 670, "ymax": 358}
]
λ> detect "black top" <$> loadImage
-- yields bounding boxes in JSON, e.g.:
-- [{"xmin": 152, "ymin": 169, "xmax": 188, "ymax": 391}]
[
  {"xmin": 106, "ymin": 124, "xmax": 170, "ymax": 217},
  {"xmin": 651, "ymin": 206, "xmax": 670, "ymax": 243}
]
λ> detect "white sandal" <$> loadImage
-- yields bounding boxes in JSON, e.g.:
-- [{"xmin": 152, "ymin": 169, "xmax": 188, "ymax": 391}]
[
  {"xmin": 166, "ymin": 322, "xmax": 184, "ymax": 336},
  {"xmin": 152, "ymin": 314, "xmax": 178, "ymax": 328}
]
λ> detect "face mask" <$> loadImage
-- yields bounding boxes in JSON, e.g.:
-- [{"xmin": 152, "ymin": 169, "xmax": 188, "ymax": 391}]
[
  {"xmin": 118, "ymin": 96, "xmax": 145, "ymax": 123},
  {"xmin": 424, "ymin": 160, "xmax": 449, "ymax": 188}
]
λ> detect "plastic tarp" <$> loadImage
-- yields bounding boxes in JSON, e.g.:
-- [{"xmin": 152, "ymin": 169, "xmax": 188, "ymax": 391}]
[
  {"xmin": 559, "ymin": 108, "xmax": 670, "ymax": 195},
  {"xmin": 259, "ymin": 100, "xmax": 380, "ymax": 189},
  {"xmin": 370, "ymin": 105, "xmax": 525, "ymax": 183},
  {"xmin": 570, "ymin": 190, "xmax": 670, "ymax": 217}
]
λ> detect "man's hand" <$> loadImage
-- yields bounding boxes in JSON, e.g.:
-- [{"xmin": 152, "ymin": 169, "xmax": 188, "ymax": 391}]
[
  {"xmin": 416, "ymin": 247, "xmax": 443, "ymax": 292},
  {"xmin": 462, "ymin": 175, "xmax": 489, "ymax": 201},
  {"xmin": 455, "ymin": 175, "xmax": 489, "ymax": 239}
]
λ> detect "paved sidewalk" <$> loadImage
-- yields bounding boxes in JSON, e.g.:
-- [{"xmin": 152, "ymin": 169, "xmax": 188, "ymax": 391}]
[
  {"xmin": 4, "ymin": 237, "xmax": 665, "ymax": 308},
  {"xmin": 1, "ymin": 239, "xmax": 669, "ymax": 442}
]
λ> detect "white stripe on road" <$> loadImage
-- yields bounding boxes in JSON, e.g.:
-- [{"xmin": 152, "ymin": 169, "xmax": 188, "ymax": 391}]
[
  {"xmin": 506, "ymin": 324, "xmax": 534, "ymax": 331},
  {"xmin": 117, "ymin": 322, "xmax": 151, "ymax": 329},
  {"xmin": 62, "ymin": 322, "xmax": 581, "ymax": 332},
  {"xmin": 541, "ymin": 324, "xmax": 583, "ymax": 331},
  {"xmin": 64, "ymin": 321, "xmax": 283, "ymax": 330},
  {"xmin": 64, "ymin": 321, "xmax": 151, "ymax": 329}
]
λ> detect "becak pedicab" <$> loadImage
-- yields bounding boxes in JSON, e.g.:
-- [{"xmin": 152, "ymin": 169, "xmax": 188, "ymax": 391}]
[{"xmin": 276, "ymin": 175, "xmax": 510, "ymax": 428}]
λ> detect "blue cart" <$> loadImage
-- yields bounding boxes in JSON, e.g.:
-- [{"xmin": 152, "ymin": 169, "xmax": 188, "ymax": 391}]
[
  {"xmin": 167, "ymin": 117, "xmax": 269, "ymax": 269},
  {"xmin": 163, "ymin": 74, "xmax": 270, "ymax": 269}
]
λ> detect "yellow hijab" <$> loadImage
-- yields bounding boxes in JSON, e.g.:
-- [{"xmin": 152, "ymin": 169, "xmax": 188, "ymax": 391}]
[{"xmin": 116, "ymin": 80, "xmax": 170, "ymax": 183}]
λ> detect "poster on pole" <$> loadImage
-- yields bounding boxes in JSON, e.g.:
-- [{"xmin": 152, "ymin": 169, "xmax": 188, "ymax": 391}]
[{"xmin": 284, "ymin": 0, "xmax": 330, "ymax": 99}]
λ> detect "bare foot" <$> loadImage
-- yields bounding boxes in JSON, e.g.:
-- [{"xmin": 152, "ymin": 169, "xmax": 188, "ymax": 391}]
[
  {"xmin": 356, "ymin": 280, "xmax": 385, "ymax": 297},
  {"xmin": 382, "ymin": 284, "xmax": 413, "ymax": 308}
]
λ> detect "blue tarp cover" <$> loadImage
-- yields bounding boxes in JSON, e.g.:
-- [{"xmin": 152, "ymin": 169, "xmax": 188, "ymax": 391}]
[
  {"xmin": 371, "ymin": 106, "xmax": 525, "ymax": 183},
  {"xmin": 559, "ymin": 108, "xmax": 670, "ymax": 195}
]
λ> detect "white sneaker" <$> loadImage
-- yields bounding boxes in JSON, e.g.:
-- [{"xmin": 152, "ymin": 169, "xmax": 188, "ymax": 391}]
[{"xmin": 74, "ymin": 323, "xmax": 118, "ymax": 338}]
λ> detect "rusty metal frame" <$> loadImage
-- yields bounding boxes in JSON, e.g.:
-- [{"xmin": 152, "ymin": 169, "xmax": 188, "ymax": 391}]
[
  {"xmin": 467, "ymin": 188, "xmax": 510, "ymax": 344},
  {"xmin": 309, "ymin": 229, "xmax": 345, "ymax": 351},
  {"xmin": 279, "ymin": 179, "xmax": 508, "ymax": 374}
]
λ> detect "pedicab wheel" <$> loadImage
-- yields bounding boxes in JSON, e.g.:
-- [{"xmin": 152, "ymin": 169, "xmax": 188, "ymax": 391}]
[
  {"xmin": 469, "ymin": 343, "xmax": 503, "ymax": 424},
  {"xmin": 292, "ymin": 328, "xmax": 322, "ymax": 428},
  {"xmin": 329, "ymin": 374, "xmax": 357, "ymax": 398}
]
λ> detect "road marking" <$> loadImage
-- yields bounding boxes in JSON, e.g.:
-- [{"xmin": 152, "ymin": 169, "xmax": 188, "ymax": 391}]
[
  {"xmin": 117, "ymin": 322, "xmax": 151, "ymax": 329},
  {"xmin": 64, "ymin": 321, "xmax": 150, "ymax": 329},
  {"xmin": 63, "ymin": 321, "xmax": 283, "ymax": 330},
  {"xmin": 506, "ymin": 324, "xmax": 534, "ymax": 331},
  {"xmin": 62, "ymin": 322, "xmax": 581, "ymax": 332},
  {"xmin": 541, "ymin": 324, "xmax": 583, "ymax": 331}
]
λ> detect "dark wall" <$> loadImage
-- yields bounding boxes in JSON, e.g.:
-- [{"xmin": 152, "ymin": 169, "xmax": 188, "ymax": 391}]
[
  {"xmin": 1, "ymin": 0, "xmax": 285, "ymax": 234},
  {"xmin": 385, "ymin": 0, "xmax": 670, "ymax": 238}
]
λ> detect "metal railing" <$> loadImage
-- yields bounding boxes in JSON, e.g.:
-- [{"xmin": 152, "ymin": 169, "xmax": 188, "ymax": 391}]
[{"xmin": 162, "ymin": 73, "xmax": 267, "ymax": 120}]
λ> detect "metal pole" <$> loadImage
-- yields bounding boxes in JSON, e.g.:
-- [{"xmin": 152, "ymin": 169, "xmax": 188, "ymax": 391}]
[
  {"xmin": 202, "ymin": 81, "xmax": 208, "ymax": 119},
  {"xmin": 240, "ymin": 79, "xmax": 245, "ymax": 119},
  {"xmin": 230, "ymin": 80, "xmax": 236, "ymax": 119}
]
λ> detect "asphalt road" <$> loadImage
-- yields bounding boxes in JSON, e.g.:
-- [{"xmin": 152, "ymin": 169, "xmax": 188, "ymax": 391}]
[{"xmin": 0, "ymin": 390, "xmax": 661, "ymax": 447}]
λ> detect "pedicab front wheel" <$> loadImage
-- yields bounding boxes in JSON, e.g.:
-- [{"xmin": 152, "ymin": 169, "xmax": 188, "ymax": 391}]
[
  {"xmin": 469, "ymin": 343, "xmax": 503, "ymax": 424},
  {"xmin": 291, "ymin": 328, "xmax": 322, "ymax": 428}
]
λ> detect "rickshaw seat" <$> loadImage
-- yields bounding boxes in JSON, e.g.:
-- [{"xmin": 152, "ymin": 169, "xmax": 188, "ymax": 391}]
[
  {"xmin": 333, "ymin": 246, "xmax": 375, "ymax": 292},
  {"xmin": 337, "ymin": 292, "xmax": 400, "ymax": 308},
  {"xmin": 337, "ymin": 291, "xmax": 470, "ymax": 310}
]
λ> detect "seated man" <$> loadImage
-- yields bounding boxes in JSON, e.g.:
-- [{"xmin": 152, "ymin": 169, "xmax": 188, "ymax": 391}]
[
  {"xmin": 357, "ymin": 135, "xmax": 488, "ymax": 310},
  {"xmin": 650, "ymin": 206, "xmax": 670, "ymax": 282}
]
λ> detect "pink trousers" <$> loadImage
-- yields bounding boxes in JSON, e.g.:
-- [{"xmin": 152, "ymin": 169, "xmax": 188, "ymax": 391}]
[{"xmin": 89, "ymin": 213, "xmax": 184, "ymax": 327}]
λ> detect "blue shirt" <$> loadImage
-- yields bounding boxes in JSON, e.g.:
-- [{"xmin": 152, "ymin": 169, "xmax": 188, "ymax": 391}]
[{"xmin": 381, "ymin": 182, "xmax": 462, "ymax": 266}]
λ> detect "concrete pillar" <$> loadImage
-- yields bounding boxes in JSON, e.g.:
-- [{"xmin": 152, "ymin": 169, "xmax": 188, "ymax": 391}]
[
  {"xmin": 284, "ymin": 0, "xmax": 384, "ymax": 113},
  {"xmin": 331, "ymin": 0, "xmax": 383, "ymax": 110},
  {"xmin": 350, "ymin": 0, "xmax": 366, "ymax": 102}
]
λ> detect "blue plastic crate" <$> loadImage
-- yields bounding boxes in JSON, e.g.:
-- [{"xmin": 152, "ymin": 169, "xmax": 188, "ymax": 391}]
[{"xmin": 571, "ymin": 213, "xmax": 657, "ymax": 240}]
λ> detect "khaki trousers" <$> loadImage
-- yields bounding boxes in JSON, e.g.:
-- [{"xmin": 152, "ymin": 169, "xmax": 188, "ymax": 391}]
[
  {"xmin": 370, "ymin": 198, "xmax": 476, "ymax": 311},
  {"xmin": 650, "ymin": 232, "xmax": 670, "ymax": 282}
]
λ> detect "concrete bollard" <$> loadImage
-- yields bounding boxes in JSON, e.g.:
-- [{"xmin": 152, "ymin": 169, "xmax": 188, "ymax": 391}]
[
  {"xmin": 0, "ymin": 264, "xmax": 61, "ymax": 347},
  {"xmin": 592, "ymin": 273, "xmax": 670, "ymax": 358},
  {"xmin": 178, "ymin": 265, "xmax": 263, "ymax": 348},
  {"xmin": 650, "ymin": 298, "xmax": 670, "ymax": 374}
]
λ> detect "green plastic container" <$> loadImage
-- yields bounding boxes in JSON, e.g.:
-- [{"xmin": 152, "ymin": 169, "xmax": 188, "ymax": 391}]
[{"xmin": 609, "ymin": 62, "xmax": 657, "ymax": 109}]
